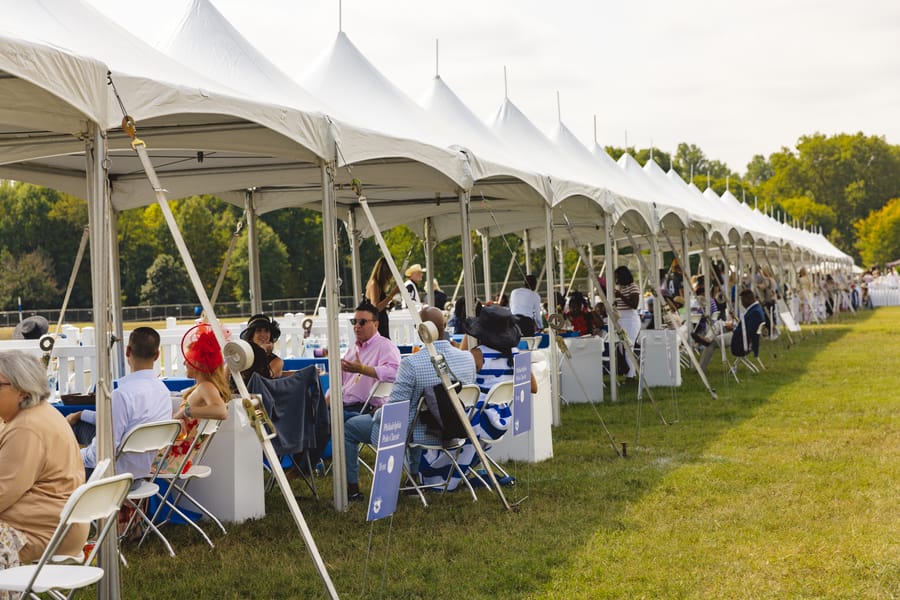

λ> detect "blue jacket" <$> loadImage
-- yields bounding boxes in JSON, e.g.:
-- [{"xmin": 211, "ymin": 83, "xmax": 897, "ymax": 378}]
[{"xmin": 731, "ymin": 302, "xmax": 766, "ymax": 357}]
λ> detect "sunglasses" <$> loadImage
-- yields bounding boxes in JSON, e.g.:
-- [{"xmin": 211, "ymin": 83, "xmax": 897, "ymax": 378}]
[{"xmin": 350, "ymin": 318, "xmax": 372, "ymax": 326}]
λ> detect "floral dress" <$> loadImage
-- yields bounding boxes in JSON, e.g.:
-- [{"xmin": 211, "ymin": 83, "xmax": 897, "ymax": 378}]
[
  {"xmin": 0, "ymin": 522, "xmax": 26, "ymax": 600},
  {"xmin": 152, "ymin": 397, "xmax": 202, "ymax": 475}
]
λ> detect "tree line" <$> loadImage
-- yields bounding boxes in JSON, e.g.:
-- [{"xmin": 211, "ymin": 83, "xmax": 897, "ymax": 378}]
[{"xmin": 1, "ymin": 131, "xmax": 898, "ymax": 311}]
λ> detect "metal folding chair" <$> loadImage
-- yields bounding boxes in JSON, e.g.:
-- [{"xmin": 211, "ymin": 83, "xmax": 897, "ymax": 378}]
[
  {"xmin": 0, "ymin": 473, "xmax": 132, "ymax": 600},
  {"xmin": 115, "ymin": 419, "xmax": 183, "ymax": 557},
  {"xmin": 145, "ymin": 418, "xmax": 226, "ymax": 549},
  {"xmin": 406, "ymin": 384, "xmax": 483, "ymax": 502}
]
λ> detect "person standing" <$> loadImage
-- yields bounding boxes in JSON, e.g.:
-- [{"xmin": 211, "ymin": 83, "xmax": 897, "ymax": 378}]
[
  {"xmin": 365, "ymin": 257, "xmax": 399, "ymax": 340},
  {"xmin": 402, "ymin": 264, "xmax": 426, "ymax": 307},
  {"xmin": 613, "ymin": 266, "xmax": 641, "ymax": 378},
  {"xmin": 67, "ymin": 327, "xmax": 172, "ymax": 479},
  {"xmin": 509, "ymin": 274, "xmax": 543, "ymax": 336}
]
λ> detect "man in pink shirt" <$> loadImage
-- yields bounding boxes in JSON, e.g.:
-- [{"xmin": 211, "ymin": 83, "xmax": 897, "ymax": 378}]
[{"xmin": 329, "ymin": 301, "xmax": 401, "ymax": 421}]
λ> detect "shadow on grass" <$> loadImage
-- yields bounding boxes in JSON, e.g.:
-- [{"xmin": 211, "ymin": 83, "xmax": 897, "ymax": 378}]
[{"xmin": 106, "ymin": 310, "xmax": 884, "ymax": 600}]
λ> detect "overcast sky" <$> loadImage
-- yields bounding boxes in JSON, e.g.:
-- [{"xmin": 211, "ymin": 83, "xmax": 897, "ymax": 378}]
[{"xmin": 87, "ymin": 0, "xmax": 900, "ymax": 175}]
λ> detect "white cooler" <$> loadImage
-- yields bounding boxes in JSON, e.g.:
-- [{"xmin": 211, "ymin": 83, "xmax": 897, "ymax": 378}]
[
  {"xmin": 186, "ymin": 400, "xmax": 266, "ymax": 523},
  {"xmin": 638, "ymin": 330, "xmax": 681, "ymax": 387},
  {"xmin": 559, "ymin": 335, "xmax": 605, "ymax": 403}
]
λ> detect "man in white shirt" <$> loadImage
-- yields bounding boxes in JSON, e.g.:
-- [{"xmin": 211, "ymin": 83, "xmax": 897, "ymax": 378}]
[
  {"xmin": 67, "ymin": 327, "xmax": 172, "ymax": 478},
  {"xmin": 509, "ymin": 274, "xmax": 543, "ymax": 336}
]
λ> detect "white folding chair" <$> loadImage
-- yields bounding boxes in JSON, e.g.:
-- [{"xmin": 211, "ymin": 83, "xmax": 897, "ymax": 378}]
[
  {"xmin": 146, "ymin": 418, "xmax": 225, "ymax": 549},
  {"xmin": 0, "ymin": 473, "xmax": 132, "ymax": 600},
  {"xmin": 469, "ymin": 380, "xmax": 515, "ymax": 483},
  {"xmin": 406, "ymin": 384, "xmax": 482, "ymax": 502},
  {"xmin": 115, "ymin": 419, "xmax": 183, "ymax": 557}
]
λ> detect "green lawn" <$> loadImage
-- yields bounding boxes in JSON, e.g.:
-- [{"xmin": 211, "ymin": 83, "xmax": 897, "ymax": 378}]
[{"xmin": 84, "ymin": 308, "xmax": 898, "ymax": 599}]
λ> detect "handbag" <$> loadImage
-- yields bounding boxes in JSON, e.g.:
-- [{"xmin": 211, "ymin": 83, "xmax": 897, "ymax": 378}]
[{"xmin": 420, "ymin": 380, "xmax": 468, "ymax": 440}]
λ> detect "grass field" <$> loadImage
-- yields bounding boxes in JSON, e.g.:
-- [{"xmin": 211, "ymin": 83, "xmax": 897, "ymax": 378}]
[{"xmin": 63, "ymin": 308, "xmax": 899, "ymax": 599}]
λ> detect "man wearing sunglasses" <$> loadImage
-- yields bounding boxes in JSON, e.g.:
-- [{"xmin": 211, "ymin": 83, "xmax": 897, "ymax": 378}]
[{"xmin": 327, "ymin": 301, "xmax": 401, "ymax": 423}]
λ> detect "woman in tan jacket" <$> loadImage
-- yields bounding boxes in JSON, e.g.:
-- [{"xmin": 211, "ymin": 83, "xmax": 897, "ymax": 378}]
[{"xmin": 0, "ymin": 350, "xmax": 86, "ymax": 569}]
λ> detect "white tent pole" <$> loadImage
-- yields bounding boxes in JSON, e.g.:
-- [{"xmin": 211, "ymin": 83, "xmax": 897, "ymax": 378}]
[
  {"xmin": 545, "ymin": 204, "xmax": 561, "ymax": 426},
  {"xmin": 649, "ymin": 233, "xmax": 663, "ymax": 329},
  {"xmin": 681, "ymin": 228, "xmax": 693, "ymax": 331},
  {"xmin": 587, "ymin": 244, "xmax": 596, "ymax": 301},
  {"xmin": 480, "ymin": 230, "xmax": 492, "ymax": 301},
  {"xmin": 424, "ymin": 217, "xmax": 435, "ymax": 306},
  {"xmin": 459, "ymin": 191, "xmax": 476, "ymax": 316},
  {"xmin": 87, "ymin": 123, "xmax": 120, "ymax": 600},
  {"xmin": 107, "ymin": 206, "xmax": 125, "ymax": 379},
  {"xmin": 245, "ymin": 190, "xmax": 262, "ymax": 315},
  {"xmin": 604, "ymin": 214, "xmax": 618, "ymax": 404},
  {"xmin": 557, "ymin": 240, "xmax": 566, "ymax": 296},
  {"xmin": 347, "ymin": 207, "xmax": 362, "ymax": 305},
  {"xmin": 701, "ymin": 234, "xmax": 713, "ymax": 328},
  {"xmin": 523, "ymin": 229, "xmax": 532, "ymax": 273},
  {"xmin": 319, "ymin": 162, "xmax": 346, "ymax": 512}
]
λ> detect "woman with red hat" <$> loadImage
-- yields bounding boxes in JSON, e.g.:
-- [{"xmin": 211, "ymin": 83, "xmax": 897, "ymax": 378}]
[{"xmin": 155, "ymin": 323, "xmax": 229, "ymax": 474}]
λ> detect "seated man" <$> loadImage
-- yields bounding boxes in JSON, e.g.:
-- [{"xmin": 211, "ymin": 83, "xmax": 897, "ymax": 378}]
[
  {"xmin": 67, "ymin": 327, "xmax": 172, "ymax": 478},
  {"xmin": 342, "ymin": 307, "xmax": 476, "ymax": 502},
  {"xmin": 730, "ymin": 289, "xmax": 766, "ymax": 358},
  {"xmin": 326, "ymin": 300, "xmax": 401, "ymax": 421},
  {"xmin": 698, "ymin": 289, "xmax": 765, "ymax": 373}
]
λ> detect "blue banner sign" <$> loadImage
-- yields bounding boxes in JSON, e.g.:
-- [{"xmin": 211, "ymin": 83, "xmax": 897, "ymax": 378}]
[
  {"xmin": 367, "ymin": 400, "xmax": 410, "ymax": 521},
  {"xmin": 512, "ymin": 351, "xmax": 532, "ymax": 435}
]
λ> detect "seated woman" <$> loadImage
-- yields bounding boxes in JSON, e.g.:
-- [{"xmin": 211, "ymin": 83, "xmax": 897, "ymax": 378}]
[
  {"xmin": 420, "ymin": 306, "xmax": 537, "ymax": 491},
  {"xmin": 156, "ymin": 324, "xmax": 230, "ymax": 474},
  {"xmin": 0, "ymin": 351, "xmax": 86, "ymax": 568},
  {"xmin": 240, "ymin": 314, "xmax": 284, "ymax": 378},
  {"xmin": 565, "ymin": 291, "xmax": 597, "ymax": 336}
]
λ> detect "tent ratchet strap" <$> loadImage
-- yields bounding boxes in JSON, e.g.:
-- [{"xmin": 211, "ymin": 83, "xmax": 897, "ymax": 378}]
[
  {"xmin": 114, "ymin": 101, "xmax": 339, "ymax": 599},
  {"xmin": 562, "ymin": 214, "xmax": 668, "ymax": 426},
  {"xmin": 355, "ymin": 184, "xmax": 516, "ymax": 512}
]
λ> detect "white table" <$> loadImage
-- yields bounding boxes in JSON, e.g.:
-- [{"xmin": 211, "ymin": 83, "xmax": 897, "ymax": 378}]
[
  {"xmin": 489, "ymin": 351, "xmax": 554, "ymax": 463},
  {"xmin": 187, "ymin": 400, "xmax": 265, "ymax": 523}
]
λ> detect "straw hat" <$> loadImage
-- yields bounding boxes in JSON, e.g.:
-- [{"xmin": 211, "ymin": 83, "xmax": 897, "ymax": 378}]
[
  {"xmin": 404, "ymin": 264, "xmax": 426, "ymax": 277},
  {"xmin": 240, "ymin": 314, "xmax": 281, "ymax": 342}
]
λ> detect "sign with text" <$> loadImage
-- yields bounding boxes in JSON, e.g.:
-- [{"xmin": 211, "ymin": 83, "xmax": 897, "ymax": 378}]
[
  {"xmin": 367, "ymin": 400, "xmax": 410, "ymax": 521},
  {"xmin": 512, "ymin": 351, "xmax": 532, "ymax": 436}
]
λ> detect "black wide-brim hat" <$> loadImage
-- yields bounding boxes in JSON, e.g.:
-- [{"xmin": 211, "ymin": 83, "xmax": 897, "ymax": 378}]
[
  {"xmin": 464, "ymin": 304, "xmax": 521, "ymax": 351},
  {"xmin": 240, "ymin": 314, "xmax": 281, "ymax": 342},
  {"xmin": 13, "ymin": 315, "xmax": 49, "ymax": 340}
]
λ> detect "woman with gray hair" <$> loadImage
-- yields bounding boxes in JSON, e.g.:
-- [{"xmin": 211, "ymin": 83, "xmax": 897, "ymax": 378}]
[{"xmin": 0, "ymin": 350, "xmax": 86, "ymax": 574}]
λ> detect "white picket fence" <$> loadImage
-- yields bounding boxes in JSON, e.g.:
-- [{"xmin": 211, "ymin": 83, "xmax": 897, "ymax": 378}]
[{"xmin": 0, "ymin": 309, "xmax": 424, "ymax": 394}]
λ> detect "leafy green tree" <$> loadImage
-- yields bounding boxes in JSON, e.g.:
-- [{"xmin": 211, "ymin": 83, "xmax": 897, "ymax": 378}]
[
  {"xmin": 779, "ymin": 196, "xmax": 837, "ymax": 233},
  {"xmin": 745, "ymin": 154, "xmax": 775, "ymax": 187},
  {"xmin": 226, "ymin": 220, "xmax": 289, "ymax": 301},
  {"xmin": 0, "ymin": 247, "xmax": 61, "ymax": 310},
  {"xmin": 140, "ymin": 254, "xmax": 190, "ymax": 305},
  {"xmin": 118, "ymin": 207, "xmax": 163, "ymax": 305},
  {"xmin": 760, "ymin": 133, "xmax": 900, "ymax": 250},
  {"xmin": 855, "ymin": 198, "xmax": 900, "ymax": 267},
  {"xmin": 262, "ymin": 207, "xmax": 325, "ymax": 297}
]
